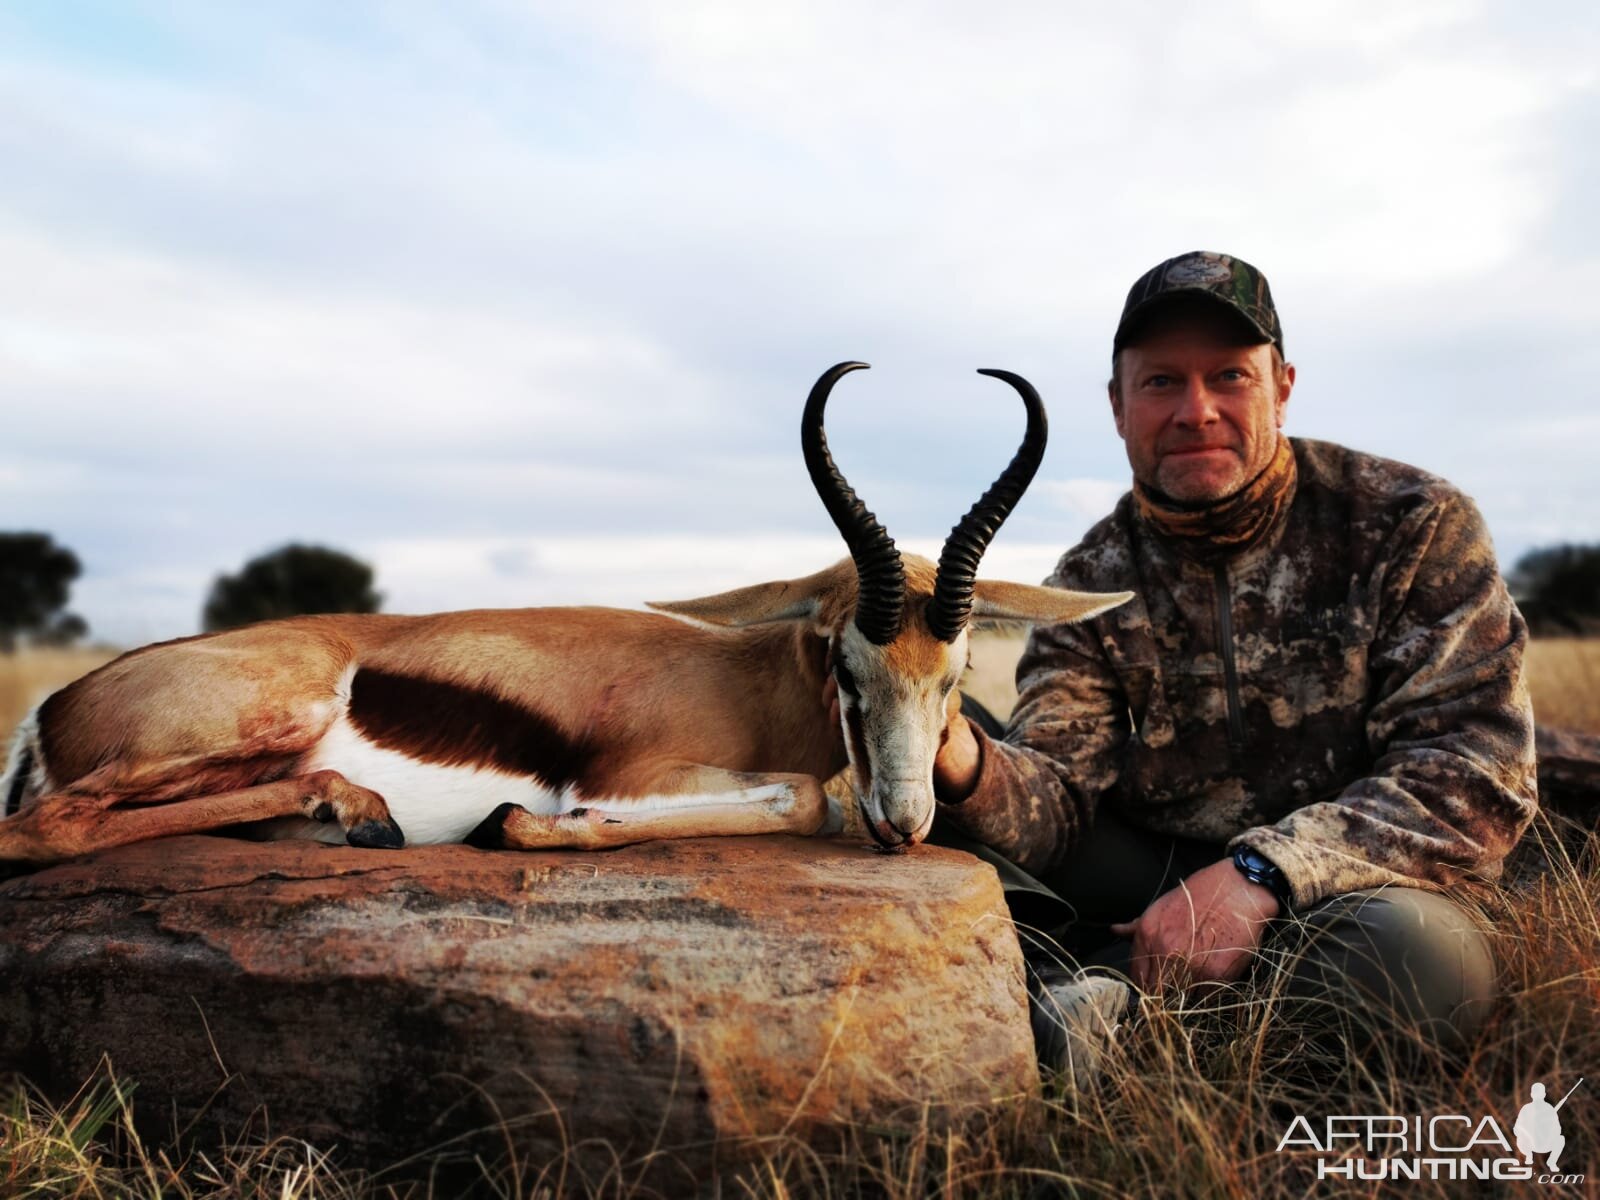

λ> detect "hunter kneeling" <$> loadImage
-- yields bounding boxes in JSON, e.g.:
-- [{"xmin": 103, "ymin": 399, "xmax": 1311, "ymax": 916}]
[{"xmin": 929, "ymin": 250, "xmax": 1537, "ymax": 1082}]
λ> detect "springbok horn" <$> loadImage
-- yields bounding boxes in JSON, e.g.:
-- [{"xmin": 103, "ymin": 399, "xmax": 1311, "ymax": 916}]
[
  {"xmin": 928, "ymin": 369, "xmax": 1048, "ymax": 643},
  {"xmin": 801, "ymin": 362, "xmax": 906, "ymax": 645}
]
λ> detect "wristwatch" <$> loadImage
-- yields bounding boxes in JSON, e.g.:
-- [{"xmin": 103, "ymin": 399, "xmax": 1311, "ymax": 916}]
[{"xmin": 1232, "ymin": 844, "xmax": 1293, "ymax": 910}]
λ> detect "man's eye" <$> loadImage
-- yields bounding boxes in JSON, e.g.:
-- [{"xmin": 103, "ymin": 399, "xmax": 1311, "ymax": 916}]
[
  {"xmin": 1218, "ymin": 368, "xmax": 1246, "ymax": 382},
  {"xmin": 834, "ymin": 659, "xmax": 860, "ymax": 698},
  {"xmin": 1143, "ymin": 374, "xmax": 1172, "ymax": 388}
]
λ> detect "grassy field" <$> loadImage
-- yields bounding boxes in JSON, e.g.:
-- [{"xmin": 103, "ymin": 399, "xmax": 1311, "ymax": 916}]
[
  {"xmin": 1, "ymin": 640, "xmax": 1597, "ymax": 1197},
  {"xmin": 1526, "ymin": 638, "xmax": 1600, "ymax": 733},
  {"xmin": 0, "ymin": 647, "xmax": 118, "ymax": 752}
]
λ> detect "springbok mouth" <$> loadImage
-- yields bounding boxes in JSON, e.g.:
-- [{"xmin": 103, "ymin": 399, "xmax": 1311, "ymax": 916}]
[
  {"xmin": 857, "ymin": 796, "xmax": 910, "ymax": 852},
  {"xmin": 860, "ymin": 800, "xmax": 929, "ymax": 854}
]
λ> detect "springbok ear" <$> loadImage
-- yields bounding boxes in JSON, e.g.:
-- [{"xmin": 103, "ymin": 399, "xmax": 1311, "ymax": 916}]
[
  {"xmin": 647, "ymin": 565, "xmax": 839, "ymax": 631},
  {"xmin": 970, "ymin": 580, "xmax": 1134, "ymax": 626}
]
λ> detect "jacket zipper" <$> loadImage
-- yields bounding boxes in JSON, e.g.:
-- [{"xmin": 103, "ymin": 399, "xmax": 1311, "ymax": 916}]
[{"xmin": 1213, "ymin": 562, "xmax": 1246, "ymax": 754}]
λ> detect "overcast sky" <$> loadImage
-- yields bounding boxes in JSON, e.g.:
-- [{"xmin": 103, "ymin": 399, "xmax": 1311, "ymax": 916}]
[{"xmin": 3, "ymin": 1, "xmax": 1597, "ymax": 645}]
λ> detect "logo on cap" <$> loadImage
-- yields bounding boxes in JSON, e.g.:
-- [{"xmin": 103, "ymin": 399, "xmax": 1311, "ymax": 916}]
[{"xmin": 1164, "ymin": 253, "xmax": 1235, "ymax": 286}]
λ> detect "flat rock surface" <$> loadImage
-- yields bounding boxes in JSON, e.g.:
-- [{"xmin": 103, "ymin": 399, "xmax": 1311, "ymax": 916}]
[{"xmin": 0, "ymin": 835, "xmax": 1034, "ymax": 1172}]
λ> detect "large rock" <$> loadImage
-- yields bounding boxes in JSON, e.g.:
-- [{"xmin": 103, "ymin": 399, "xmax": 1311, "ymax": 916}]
[
  {"xmin": 0, "ymin": 835, "xmax": 1035, "ymax": 1176},
  {"xmin": 1537, "ymin": 725, "xmax": 1600, "ymax": 817}
]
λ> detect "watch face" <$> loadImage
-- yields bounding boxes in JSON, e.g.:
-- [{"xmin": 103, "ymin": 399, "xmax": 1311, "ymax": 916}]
[{"xmin": 1234, "ymin": 846, "xmax": 1288, "ymax": 903}]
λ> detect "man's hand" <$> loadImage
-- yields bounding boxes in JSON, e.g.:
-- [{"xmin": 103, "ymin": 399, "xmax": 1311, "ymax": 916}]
[
  {"xmin": 1109, "ymin": 858, "xmax": 1280, "ymax": 991},
  {"xmin": 933, "ymin": 689, "xmax": 981, "ymax": 802}
]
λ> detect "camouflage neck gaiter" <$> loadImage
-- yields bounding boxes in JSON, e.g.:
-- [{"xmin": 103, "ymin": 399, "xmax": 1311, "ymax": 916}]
[{"xmin": 1133, "ymin": 435, "xmax": 1297, "ymax": 563}]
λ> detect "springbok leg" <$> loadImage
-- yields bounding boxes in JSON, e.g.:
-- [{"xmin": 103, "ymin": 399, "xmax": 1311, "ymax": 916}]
[
  {"xmin": 0, "ymin": 769, "xmax": 402, "ymax": 865},
  {"xmin": 470, "ymin": 765, "xmax": 834, "ymax": 851}
]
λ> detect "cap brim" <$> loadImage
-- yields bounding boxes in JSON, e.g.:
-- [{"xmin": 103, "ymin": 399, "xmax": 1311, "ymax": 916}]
[{"xmin": 1114, "ymin": 289, "xmax": 1277, "ymax": 352}]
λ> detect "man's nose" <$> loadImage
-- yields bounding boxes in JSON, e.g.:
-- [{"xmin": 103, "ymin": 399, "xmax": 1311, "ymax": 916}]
[{"xmin": 1172, "ymin": 377, "xmax": 1220, "ymax": 426}]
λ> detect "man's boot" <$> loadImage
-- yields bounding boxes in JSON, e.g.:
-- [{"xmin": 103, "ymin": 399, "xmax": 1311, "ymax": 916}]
[{"xmin": 1029, "ymin": 965, "xmax": 1131, "ymax": 1091}]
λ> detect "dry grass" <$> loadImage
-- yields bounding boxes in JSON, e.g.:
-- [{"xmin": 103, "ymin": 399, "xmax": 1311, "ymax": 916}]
[
  {"xmin": 1527, "ymin": 638, "xmax": 1600, "ymax": 733},
  {"xmin": 961, "ymin": 628, "xmax": 1030, "ymax": 724},
  {"xmin": 0, "ymin": 647, "xmax": 118, "ymax": 750}
]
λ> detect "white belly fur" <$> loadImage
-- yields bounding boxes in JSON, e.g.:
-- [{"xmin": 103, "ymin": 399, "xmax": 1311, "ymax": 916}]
[
  {"xmin": 286, "ymin": 711, "xmax": 784, "ymax": 847},
  {"xmin": 298, "ymin": 712, "xmax": 565, "ymax": 845}
]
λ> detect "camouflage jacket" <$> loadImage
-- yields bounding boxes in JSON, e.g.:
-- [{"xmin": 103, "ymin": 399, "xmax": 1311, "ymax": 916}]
[{"xmin": 942, "ymin": 438, "xmax": 1538, "ymax": 909}]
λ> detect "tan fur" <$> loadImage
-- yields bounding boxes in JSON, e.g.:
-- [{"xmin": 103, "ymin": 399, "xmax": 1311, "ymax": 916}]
[
  {"xmin": 882, "ymin": 627, "xmax": 951, "ymax": 679},
  {"xmin": 646, "ymin": 559, "xmax": 860, "ymax": 634},
  {"xmin": 3, "ymin": 602, "xmax": 852, "ymax": 864}
]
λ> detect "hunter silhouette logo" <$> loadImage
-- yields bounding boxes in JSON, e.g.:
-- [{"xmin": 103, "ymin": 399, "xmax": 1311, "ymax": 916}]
[
  {"xmin": 1515, "ymin": 1078, "xmax": 1583, "ymax": 1173},
  {"xmin": 1276, "ymin": 1076, "xmax": 1587, "ymax": 1184}
]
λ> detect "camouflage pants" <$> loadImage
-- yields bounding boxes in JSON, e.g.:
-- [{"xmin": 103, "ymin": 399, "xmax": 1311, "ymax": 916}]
[{"xmin": 937, "ymin": 703, "xmax": 1497, "ymax": 1049}]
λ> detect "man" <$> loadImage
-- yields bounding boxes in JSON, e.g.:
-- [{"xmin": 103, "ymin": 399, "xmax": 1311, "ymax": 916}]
[{"xmin": 931, "ymin": 251, "xmax": 1538, "ymax": 1077}]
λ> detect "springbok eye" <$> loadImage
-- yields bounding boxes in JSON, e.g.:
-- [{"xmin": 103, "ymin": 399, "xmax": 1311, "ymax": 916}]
[{"xmin": 834, "ymin": 657, "xmax": 860, "ymax": 698}]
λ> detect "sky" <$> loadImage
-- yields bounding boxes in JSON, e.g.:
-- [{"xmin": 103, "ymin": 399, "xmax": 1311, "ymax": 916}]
[{"xmin": 2, "ymin": 0, "xmax": 1597, "ymax": 646}]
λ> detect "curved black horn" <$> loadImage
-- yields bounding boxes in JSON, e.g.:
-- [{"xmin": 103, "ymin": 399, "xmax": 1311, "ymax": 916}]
[
  {"xmin": 801, "ymin": 362, "xmax": 905, "ymax": 645},
  {"xmin": 927, "ymin": 369, "xmax": 1048, "ymax": 642}
]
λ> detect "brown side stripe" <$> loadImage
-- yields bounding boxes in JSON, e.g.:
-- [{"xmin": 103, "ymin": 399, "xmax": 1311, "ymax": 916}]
[{"xmin": 348, "ymin": 668, "xmax": 596, "ymax": 789}]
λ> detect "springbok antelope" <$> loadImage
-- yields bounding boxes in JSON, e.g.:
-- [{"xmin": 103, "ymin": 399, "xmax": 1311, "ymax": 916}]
[{"xmin": 0, "ymin": 363, "xmax": 1129, "ymax": 867}]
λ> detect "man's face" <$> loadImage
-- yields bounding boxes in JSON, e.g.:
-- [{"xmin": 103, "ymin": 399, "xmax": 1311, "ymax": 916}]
[{"xmin": 1110, "ymin": 303, "xmax": 1294, "ymax": 503}]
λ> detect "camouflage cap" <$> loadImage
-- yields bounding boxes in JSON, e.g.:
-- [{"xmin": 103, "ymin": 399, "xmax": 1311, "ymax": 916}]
[{"xmin": 1113, "ymin": 251, "xmax": 1283, "ymax": 356}]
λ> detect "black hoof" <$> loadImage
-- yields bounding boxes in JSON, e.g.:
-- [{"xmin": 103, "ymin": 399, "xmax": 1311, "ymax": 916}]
[
  {"xmin": 347, "ymin": 818, "xmax": 405, "ymax": 849},
  {"xmin": 464, "ymin": 802, "xmax": 522, "ymax": 849}
]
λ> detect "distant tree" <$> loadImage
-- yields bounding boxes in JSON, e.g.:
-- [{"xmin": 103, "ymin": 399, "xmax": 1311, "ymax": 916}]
[
  {"xmin": 0, "ymin": 532, "xmax": 88, "ymax": 653},
  {"xmin": 202, "ymin": 544, "xmax": 382, "ymax": 633},
  {"xmin": 1507, "ymin": 543, "xmax": 1600, "ymax": 636},
  {"xmin": 33, "ymin": 613, "xmax": 91, "ymax": 648}
]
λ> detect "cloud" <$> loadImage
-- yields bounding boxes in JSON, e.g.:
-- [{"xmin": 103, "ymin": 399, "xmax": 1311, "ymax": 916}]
[
  {"xmin": 369, "ymin": 532, "xmax": 1073, "ymax": 615},
  {"xmin": 0, "ymin": 1, "xmax": 1596, "ymax": 646},
  {"xmin": 1036, "ymin": 479, "xmax": 1129, "ymax": 524}
]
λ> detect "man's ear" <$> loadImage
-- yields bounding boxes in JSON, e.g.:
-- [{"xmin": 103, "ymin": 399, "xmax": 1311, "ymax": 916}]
[
  {"xmin": 1275, "ymin": 360, "xmax": 1296, "ymax": 428},
  {"xmin": 647, "ymin": 564, "xmax": 841, "ymax": 632},
  {"xmin": 1108, "ymin": 376, "xmax": 1127, "ymax": 439},
  {"xmin": 971, "ymin": 580, "xmax": 1134, "ymax": 626}
]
